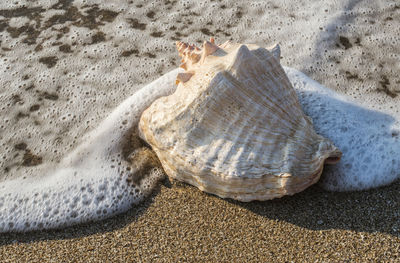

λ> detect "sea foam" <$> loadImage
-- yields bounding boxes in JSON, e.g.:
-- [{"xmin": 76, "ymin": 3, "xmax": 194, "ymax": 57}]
[
  {"xmin": 286, "ymin": 67, "xmax": 400, "ymax": 191},
  {"xmin": 1, "ymin": 67, "xmax": 399, "ymax": 232},
  {"xmin": 0, "ymin": 69, "xmax": 179, "ymax": 233}
]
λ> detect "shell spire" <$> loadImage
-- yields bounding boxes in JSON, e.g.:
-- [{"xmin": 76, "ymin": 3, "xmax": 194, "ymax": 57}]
[
  {"xmin": 175, "ymin": 38, "xmax": 219, "ymax": 84},
  {"xmin": 175, "ymin": 41, "xmax": 201, "ymax": 65}
]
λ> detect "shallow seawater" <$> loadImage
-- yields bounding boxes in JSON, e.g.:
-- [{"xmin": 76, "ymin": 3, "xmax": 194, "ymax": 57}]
[{"xmin": 0, "ymin": 0, "xmax": 399, "ymax": 232}]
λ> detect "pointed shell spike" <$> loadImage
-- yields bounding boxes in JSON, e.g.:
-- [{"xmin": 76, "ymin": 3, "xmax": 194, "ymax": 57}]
[
  {"xmin": 200, "ymin": 40, "xmax": 219, "ymax": 63},
  {"xmin": 189, "ymin": 52, "xmax": 201, "ymax": 63},
  {"xmin": 179, "ymin": 62, "xmax": 187, "ymax": 70},
  {"xmin": 176, "ymin": 41, "xmax": 183, "ymax": 50},
  {"xmin": 203, "ymin": 40, "xmax": 218, "ymax": 56},
  {"xmin": 177, "ymin": 42, "xmax": 189, "ymax": 56},
  {"xmin": 268, "ymin": 43, "xmax": 281, "ymax": 61}
]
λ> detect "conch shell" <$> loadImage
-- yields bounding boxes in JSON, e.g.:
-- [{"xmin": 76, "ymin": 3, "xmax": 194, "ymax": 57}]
[{"xmin": 139, "ymin": 38, "xmax": 341, "ymax": 201}]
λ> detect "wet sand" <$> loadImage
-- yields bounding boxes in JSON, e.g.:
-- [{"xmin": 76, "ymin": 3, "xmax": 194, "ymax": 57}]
[
  {"xmin": 1, "ymin": 0, "xmax": 400, "ymax": 261},
  {"xmin": 1, "ymin": 179, "xmax": 400, "ymax": 262}
]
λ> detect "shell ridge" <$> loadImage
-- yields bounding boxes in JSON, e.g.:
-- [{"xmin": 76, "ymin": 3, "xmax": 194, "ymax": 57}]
[
  {"xmin": 251, "ymin": 47, "xmax": 302, "ymax": 112},
  {"xmin": 183, "ymin": 70, "xmax": 331, "ymax": 176},
  {"xmin": 226, "ymin": 47, "xmax": 304, "ymax": 124},
  {"xmin": 221, "ymin": 70, "xmax": 298, "ymax": 131}
]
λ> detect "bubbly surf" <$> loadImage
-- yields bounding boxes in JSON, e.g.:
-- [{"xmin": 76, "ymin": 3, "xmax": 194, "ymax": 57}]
[{"xmin": 1, "ymin": 67, "xmax": 399, "ymax": 232}]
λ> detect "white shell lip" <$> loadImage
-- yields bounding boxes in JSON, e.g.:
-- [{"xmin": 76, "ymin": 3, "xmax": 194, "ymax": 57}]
[{"xmin": 139, "ymin": 39, "xmax": 342, "ymax": 202}]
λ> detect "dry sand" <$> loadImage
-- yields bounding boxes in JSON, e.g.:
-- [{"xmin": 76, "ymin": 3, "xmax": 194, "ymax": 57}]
[{"xmin": 1, "ymin": 0, "xmax": 400, "ymax": 261}]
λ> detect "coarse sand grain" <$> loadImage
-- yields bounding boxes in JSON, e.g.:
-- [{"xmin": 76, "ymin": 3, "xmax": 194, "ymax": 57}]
[{"xmin": 1, "ymin": 180, "xmax": 400, "ymax": 262}]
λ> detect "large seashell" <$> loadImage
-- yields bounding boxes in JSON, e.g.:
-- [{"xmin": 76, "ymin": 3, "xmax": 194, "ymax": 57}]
[{"xmin": 139, "ymin": 39, "xmax": 342, "ymax": 201}]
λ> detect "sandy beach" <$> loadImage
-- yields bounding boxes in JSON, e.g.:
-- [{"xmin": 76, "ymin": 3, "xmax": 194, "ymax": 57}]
[
  {"xmin": 0, "ymin": 0, "xmax": 400, "ymax": 261},
  {"xmin": 1, "ymin": 180, "xmax": 400, "ymax": 262}
]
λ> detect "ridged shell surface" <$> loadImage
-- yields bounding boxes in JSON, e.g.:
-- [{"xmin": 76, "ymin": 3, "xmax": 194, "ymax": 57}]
[{"xmin": 139, "ymin": 40, "xmax": 341, "ymax": 201}]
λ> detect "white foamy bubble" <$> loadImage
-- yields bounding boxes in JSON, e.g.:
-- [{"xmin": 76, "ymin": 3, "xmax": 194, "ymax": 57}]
[
  {"xmin": 8, "ymin": 16, "xmax": 30, "ymax": 28},
  {"xmin": 0, "ymin": 69, "xmax": 179, "ymax": 233},
  {"xmin": 285, "ymin": 67, "xmax": 400, "ymax": 191}
]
